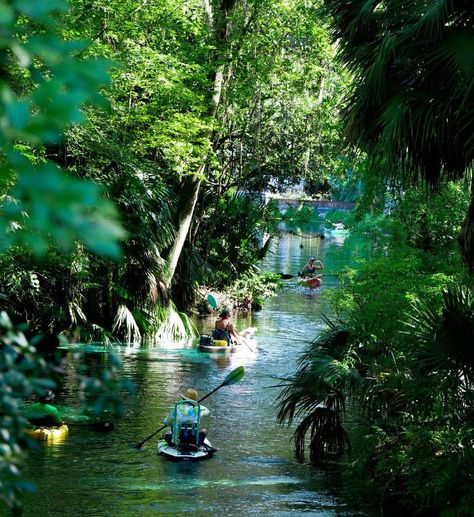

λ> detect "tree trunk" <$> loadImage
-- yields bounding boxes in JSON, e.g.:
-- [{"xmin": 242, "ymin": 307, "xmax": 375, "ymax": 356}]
[
  {"xmin": 163, "ymin": 1, "xmax": 237, "ymax": 288},
  {"xmin": 164, "ymin": 172, "xmax": 203, "ymax": 288},
  {"xmin": 459, "ymin": 175, "xmax": 474, "ymax": 271}
]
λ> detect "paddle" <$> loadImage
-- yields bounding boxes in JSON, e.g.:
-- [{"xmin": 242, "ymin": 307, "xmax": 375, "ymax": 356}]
[
  {"xmin": 133, "ymin": 366, "xmax": 245, "ymax": 449},
  {"xmin": 278, "ymin": 272, "xmax": 341, "ymax": 279},
  {"xmin": 206, "ymin": 294, "xmax": 255, "ymax": 352},
  {"xmin": 207, "ymin": 293, "xmax": 218, "ymax": 309},
  {"xmin": 66, "ymin": 421, "xmax": 115, "ymax": 432}
]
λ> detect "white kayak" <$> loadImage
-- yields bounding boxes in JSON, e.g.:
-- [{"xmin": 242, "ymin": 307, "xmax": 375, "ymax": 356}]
[
  {"xmin": 157, "ymin": 438, "xmax": 216, "ymax": 461},
  {"xmin": 199, "ymin": 343, "xmax": 236, "ymax": 353}
]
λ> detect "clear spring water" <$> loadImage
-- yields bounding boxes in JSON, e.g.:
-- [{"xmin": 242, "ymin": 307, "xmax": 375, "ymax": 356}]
[{"xmin": 19, "ymin": 225, "xmax": 367, "ymax": 516}]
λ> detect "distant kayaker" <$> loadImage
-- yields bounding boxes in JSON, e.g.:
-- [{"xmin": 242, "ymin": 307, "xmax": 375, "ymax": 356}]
[
  {"xmin": 332, "ymin": 221, "xmax": 345, "ymax": 230},
  {"xmin": 25, "ymin": 390, "xmax": 64, "ymax": 427},
  {"xmin": 163, "ymin": 388, "xmax": 210, "ymax": 447},
  {"xmin": 301, "ymin": 257, "xmax": 324, "ymax": 276},
  {"xmin": 213, "ymin": 309, "xmax": 243, "ymax": 344}
]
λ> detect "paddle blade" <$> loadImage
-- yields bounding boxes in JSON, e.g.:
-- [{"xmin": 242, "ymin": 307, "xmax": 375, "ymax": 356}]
[
  {"xmin": 223, "ymin": 366, "xmax": 245, "ymax": 386},
  {"xmin": 207, "ymin": 294, "xmax": 218, "ymax": 309}
]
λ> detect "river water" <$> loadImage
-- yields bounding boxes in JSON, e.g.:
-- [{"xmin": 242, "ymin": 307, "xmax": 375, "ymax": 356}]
[{"xmin": 20, "ymin": 226, "xmax": 366, "ymax": 516}]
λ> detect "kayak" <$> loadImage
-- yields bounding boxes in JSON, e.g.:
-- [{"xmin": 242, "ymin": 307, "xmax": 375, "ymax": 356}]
[
  {"xmin": 298, "ymin": 278, "xmax": 322, "ymax": 289},
  {"xmin": 157, "ymin": 438, "xmax": 216, "ymax": 461},
  {"xmin": 25, "ymin": 424, "xmax": 69, "ymax": 442},
  {"xmin": 325, "ymin": 228, "xmax": 349, "ymax": 236},
  {"xmin": 198, "ymin": 328, "xmax": 257, "ymax": 353}
]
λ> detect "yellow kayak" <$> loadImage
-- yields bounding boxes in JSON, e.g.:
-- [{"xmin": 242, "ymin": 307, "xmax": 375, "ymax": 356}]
[{"xmin": 25, "ymin": 424, "xmax": 69, "ymax": 443}]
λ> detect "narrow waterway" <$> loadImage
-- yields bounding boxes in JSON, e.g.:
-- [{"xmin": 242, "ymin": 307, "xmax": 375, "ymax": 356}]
[{"xmin": 20, "ymin": 226, "xmax": 366, "ymax": 516}]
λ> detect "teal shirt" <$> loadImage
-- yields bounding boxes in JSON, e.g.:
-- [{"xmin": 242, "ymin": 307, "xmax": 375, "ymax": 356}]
[{"xmin": 26, "ymin": 402, "xmax": 62, "ymax": 426}]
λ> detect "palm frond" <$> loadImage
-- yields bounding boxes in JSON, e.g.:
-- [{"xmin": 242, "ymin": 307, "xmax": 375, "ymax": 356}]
[
  {"xmin": 277, "ymin": 322, "xmax": 358, "ymax": 463},
  {"xmin": 112, "ymin": 304, "xmax": 141, "ymax": 344},
  {"xmin": 322, "ymin": 0, "xmax": 474, "ymax": 187},
  {"xmin": 67, "ymin": 301, "xmax": 87, "ymax": 326},
  {"xmin": 154, "ymin": 302, "xmax": 198, "ymax": 341},
  {"xmin": 402, "ymin": 285, "xmax": 474, "ymax": 386},
  {"xmin": 294, "ymin": 408, "xmax": 351, "ymax": 464}
]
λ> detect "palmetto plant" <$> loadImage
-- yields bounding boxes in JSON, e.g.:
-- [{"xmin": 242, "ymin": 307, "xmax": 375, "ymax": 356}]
[
  {"xmin": 403, "ymin": 285, "xmax": 474, "ymax": 391},
  {"xmin": 277, "ymin": 319, "xmax": 358, "ymax": 463}
]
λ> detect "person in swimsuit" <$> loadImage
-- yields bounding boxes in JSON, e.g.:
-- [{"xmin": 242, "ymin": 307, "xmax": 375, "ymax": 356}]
[
  {"xmin": 212, "ymin": 309, "xmax": 245, "ymax": 344},
  {"xmin": 301, "ymin": 257, "xmax": 324, "ymax": 276}
]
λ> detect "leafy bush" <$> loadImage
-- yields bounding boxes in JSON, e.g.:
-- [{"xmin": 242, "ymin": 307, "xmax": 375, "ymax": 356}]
[
  {"xmin": 224, "ymin": 271, "xmax": 283, "ymax": 310},
  {"xmin": 391, "ymin": 182, "xmax": 470, "ymax": 253}
]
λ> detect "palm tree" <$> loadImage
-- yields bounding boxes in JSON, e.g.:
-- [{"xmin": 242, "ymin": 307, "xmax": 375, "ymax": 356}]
[
  {"xmin": 322, "ymin": 0, "xmax": 474, "ymax": 267},
  {"xmin": 276, "ymin": 320, "xmax": 356, "ymax": 463}
]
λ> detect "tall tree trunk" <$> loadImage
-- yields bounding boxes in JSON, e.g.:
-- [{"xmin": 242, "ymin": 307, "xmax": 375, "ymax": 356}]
[
  {"xmin": 163, "ymin": 1, "xmax": 237, "ymax": 288},
  {"xmin": 164, "ymin": 172, "xmax": 203, "ymax": 288}
]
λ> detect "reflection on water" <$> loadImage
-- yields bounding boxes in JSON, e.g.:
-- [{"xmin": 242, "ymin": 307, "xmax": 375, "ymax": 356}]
[{"xmin": 20, "ymin": 228, "xmax": 367, "ymax": 516}]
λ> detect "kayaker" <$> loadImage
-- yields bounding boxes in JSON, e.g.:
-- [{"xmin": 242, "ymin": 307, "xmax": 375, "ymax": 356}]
[
  {"xmin": 301, "ymin": 257, "xmax": 324, "ymax": 276},
  {"xmin": 332, "ymin": 221, "xmax": 345, "ymax": 230},
  {"xmin": 25, "ymin": 390, "xmax": 64, "ymax": 427},
  {"xmin": 163, "ymin": 388, "xmax": 210, "ymax": 447},
  {"xmin": 212, "ymin": 309, "xmax": 243, "ymax": 344}
]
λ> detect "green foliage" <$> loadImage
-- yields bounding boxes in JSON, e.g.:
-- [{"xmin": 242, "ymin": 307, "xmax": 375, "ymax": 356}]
[
  {"xmin": 322, "ymin": 0, "xmax": 474, "ymax": 266},
  {"xmin": 197, "ymin": 192, "xmax": 278, "ymax": 289},
  {"xmin": 277, "ymin": 321, "xmax": 354, "ymax": 463},
  {"xmin": 283, "ymin": 176, "xmax": 474, "ymax": 513},
  {"xmin": 329, "ymin": 248, "xmax": 456, "ymax": 340},
  {"xmin": 283, "ymin": 204, "xmax": 315, "ymax": 224},
  {"xmin": 323, "ymin": 0, "xmax": 473, "ymax": 185},
  {"xmin": 0, "ymin": 0, "xmax": 124, "ymax": 258},
  {"xmin": 224, "ymin": 271, "xmax": 283, "ymax": 310},
  {"xmin": 0, "ymin": 1, "xmax": 132, "ymax": 511},
  {"xmin": 391, "ymin": 182, "xmax": 470, "ymax": 253},
  {"xmin": 0, "ymin": 313, "xmax": 53, "ymax": 509},
  {"xmin": 153, "ymin": 302, "xmax": 199, "ymax": 341}
]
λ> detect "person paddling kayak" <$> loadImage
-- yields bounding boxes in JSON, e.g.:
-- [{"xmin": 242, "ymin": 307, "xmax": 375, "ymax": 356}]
[
  {"xmin": 301, "ymin": 257, "xmax": 324, "ymax": 276},
  {"xmin": 25, "ymin": 390, "xmax": 64, "ymax": 427},
  {"xmin": 213, "ymin": 309, "xmax": 255, "ymax": 345},
  {"xmin": 163, "ymin": 388, "xmax": 210, "ymax": 448}
]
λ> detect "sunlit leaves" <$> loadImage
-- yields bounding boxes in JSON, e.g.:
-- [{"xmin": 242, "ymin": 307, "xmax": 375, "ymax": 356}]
[{"xmin": 0, "ymin": 0, "xmax": 121, "ymax": 258}]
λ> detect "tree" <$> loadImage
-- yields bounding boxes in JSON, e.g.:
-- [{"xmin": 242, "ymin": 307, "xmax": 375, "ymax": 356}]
[{"xmin": 323, "ymin": 0, "xmax": 474, "ymax": 267}]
